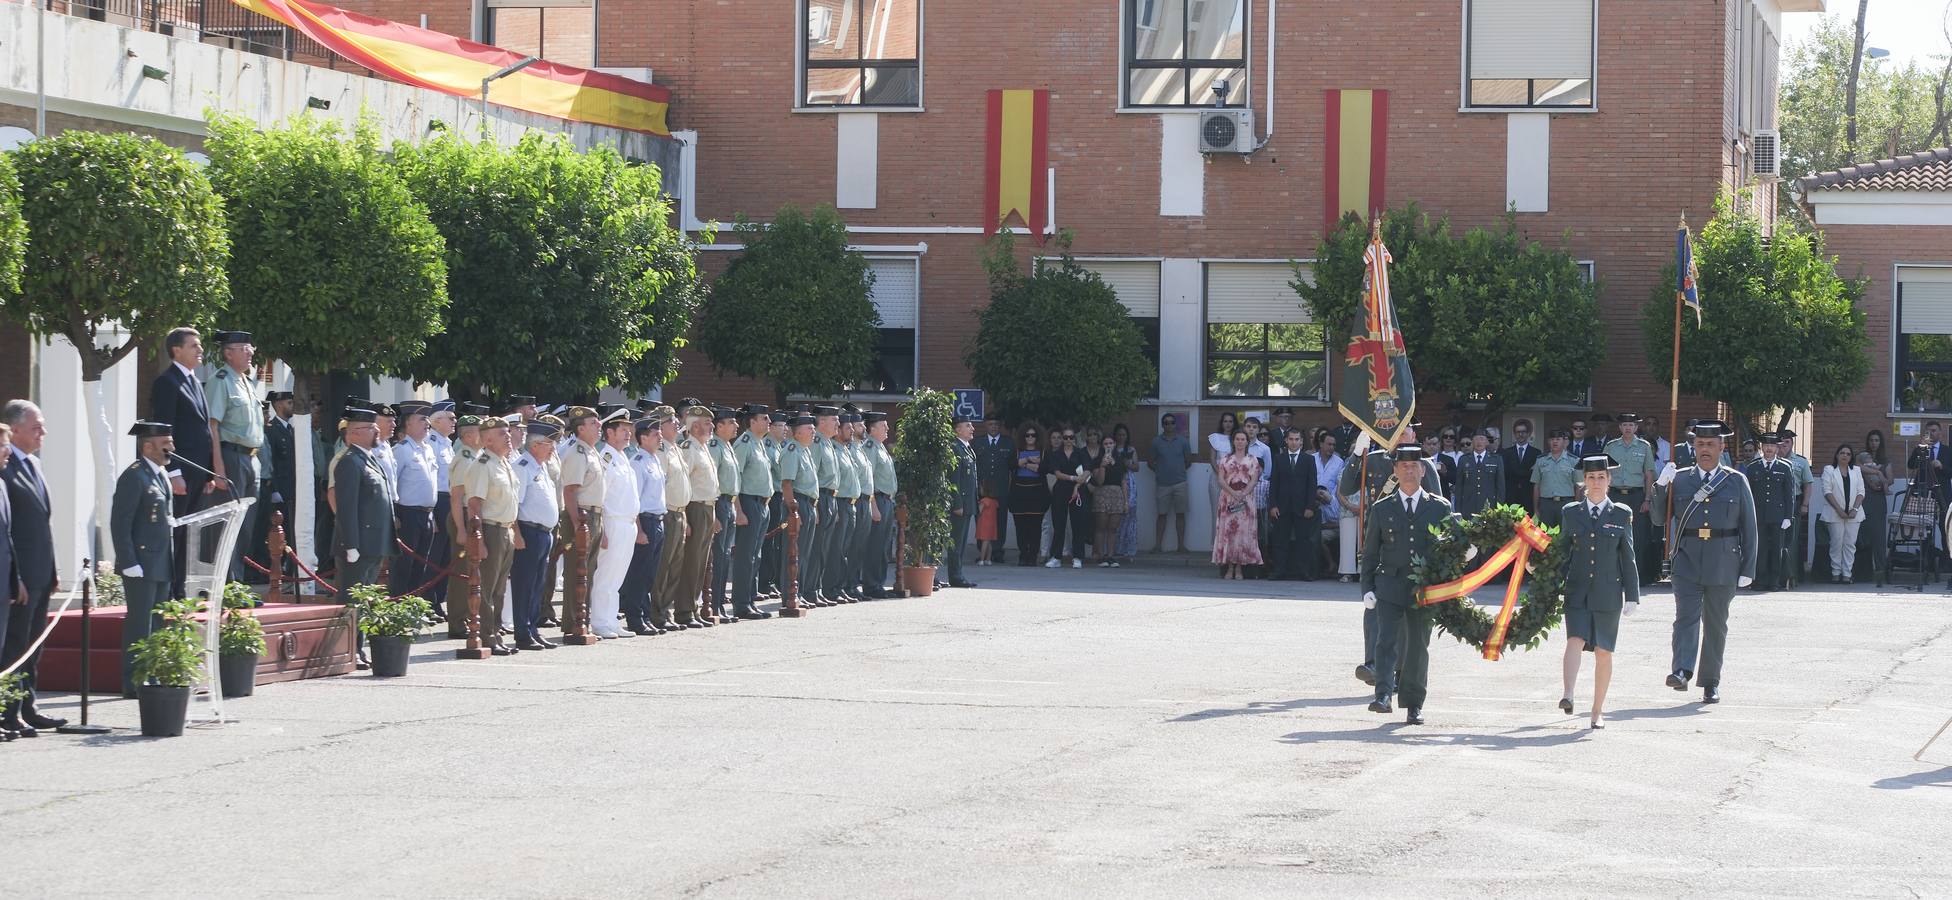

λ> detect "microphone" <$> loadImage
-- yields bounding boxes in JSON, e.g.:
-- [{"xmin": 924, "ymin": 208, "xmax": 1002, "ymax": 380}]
[{"xmin": 166, "ymin": 452, "xmax": 221, "ymax": 480}]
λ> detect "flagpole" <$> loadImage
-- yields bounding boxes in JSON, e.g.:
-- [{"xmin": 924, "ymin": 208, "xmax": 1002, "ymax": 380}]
[{"xmin": 1665, "ymin": 214, "xmax": 1686, "ymax": 565}]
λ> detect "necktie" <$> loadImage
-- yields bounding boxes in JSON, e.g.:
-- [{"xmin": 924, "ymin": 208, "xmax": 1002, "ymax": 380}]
[
  {"xmin": 1290, "ymin": 452, "xmax": 1299, "ymax": 467},
  {"xmin": 1591, "ymin": 503, "xmax": 1602, "ymax": 519},
  {"xmin": 1406, "ymin": 497, "xmax": 1416, "ymax": 517}
]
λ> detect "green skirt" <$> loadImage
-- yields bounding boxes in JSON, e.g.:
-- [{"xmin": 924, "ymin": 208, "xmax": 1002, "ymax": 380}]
[{"xmin": 1566, "ymin": 607, "xmax": 1620, "ymax": 653}]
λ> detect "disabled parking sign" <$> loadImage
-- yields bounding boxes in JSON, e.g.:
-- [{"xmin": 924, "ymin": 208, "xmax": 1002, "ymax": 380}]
[{"xmin": 954, "ymin": 389, "xmax": 984, "ymax": 421}]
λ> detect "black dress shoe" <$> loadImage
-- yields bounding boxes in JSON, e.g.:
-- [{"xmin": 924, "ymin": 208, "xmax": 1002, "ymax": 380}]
[
  {"xmin": 950, "ymin": 580, "xmax": 978, "ymax": 588},
  {"xmin": 1355, "ymin": 664, "xmax": 1377, "ymax": 686},
  {"xmin": 23, "ymin": 711, "xmax": 67, "ymax": 729},
  {"xmin": 933, "ymin": 580, "xmax": 949, "ymax": 590},
  {"xmin": 0, "ymin": 727, "xmax": 15, "ymax": 742},
  {"xmin": 6, "ymin": 722, "xmax": 37, "ymax": 738},
  {"xmin": 657, "ymin": 620, "xmax": 682, "ymax": 632},
  {"xmin": 1558, "ymin": 697, "xmax": 1574, "ymax": 715},
  {"xmin": 736, "ymin": 610, "xmax": 772, "ymax": 620},
  {"xmin": 629, "ymin": 624, "xmax": 656, "ymax": 636},
  {"xmin": 1367, "ymin": 696, "xmax": 1393, "ymax": 714},
  {"xmin": 517, "ymin": 639, "xmax": 548, "ymax": 651},
  {"xmin": 1702, "ymin": 686, "xmax": 1721, "ymax": 704},
  {"xmin": 1666, "ymin": 671, "xmax": 1690, "ymax": 691},
  {"xmin": 356, "ymin": 651, "xmax": 372, "ymax": 671},
  {"xmin": 535, "ymin": 637, "xmax": 558, "ymax": 649},
  {"xmin": 1405, "ymin": 708, "xmax": 1424, "ymax": 726},
  {"xmin": 490, "ymin": 645, "xmax": 514, "ymax": 656},
  {"xmin": 538, "ymin": 617, "xmax": 560, "ymax": 629}
]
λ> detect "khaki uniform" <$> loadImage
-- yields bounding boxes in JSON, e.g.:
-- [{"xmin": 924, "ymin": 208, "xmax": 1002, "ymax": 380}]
[
  {"xmin": 557, "ymin": 438, "xmax": 607, "ymax": 636},
  {"xmin": 465, "ymin": 449, "xmax": 521, "ymax": 645}
]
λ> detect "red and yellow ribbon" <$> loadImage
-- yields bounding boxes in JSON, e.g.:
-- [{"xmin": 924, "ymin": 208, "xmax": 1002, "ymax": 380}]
[{"xmin": 1418, "ymin": 516, "xmax": 1552, "ymax": 661}]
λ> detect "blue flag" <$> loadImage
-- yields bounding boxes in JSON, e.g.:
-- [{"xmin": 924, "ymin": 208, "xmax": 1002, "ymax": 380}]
[{"xmin": 1676, "ymin": 220, "xmax": 1701, "ymax": 327}]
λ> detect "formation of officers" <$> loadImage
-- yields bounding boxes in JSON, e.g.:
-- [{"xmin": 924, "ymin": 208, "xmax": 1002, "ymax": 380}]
[
  {"xmin": 1350, "ymin": 419, "xmax": 1757, "ymax": 728},
  {"xmin": 319, "ymin": 396, "xmax": 928, "ymax": 666}
]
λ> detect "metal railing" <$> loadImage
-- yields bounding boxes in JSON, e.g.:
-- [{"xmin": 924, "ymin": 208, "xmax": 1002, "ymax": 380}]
[{"xmin": 51, "ymin": 0, "xmax": 372, "ymax": 76}]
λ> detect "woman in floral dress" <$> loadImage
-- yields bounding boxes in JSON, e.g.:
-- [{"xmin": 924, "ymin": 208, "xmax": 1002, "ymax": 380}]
[{"xmin": 1212, "ymin": 430, "xmax": 1264, "ymax": 579}]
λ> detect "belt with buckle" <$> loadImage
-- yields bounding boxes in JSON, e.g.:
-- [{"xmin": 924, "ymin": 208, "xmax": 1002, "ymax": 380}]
[
  {"xmin": 1689, "ymin": 527, "xmax": 1741, "ymax": 540},
  {"xmin": 222, "ymin": 441, "xmax": 259, "ymax": 457}
]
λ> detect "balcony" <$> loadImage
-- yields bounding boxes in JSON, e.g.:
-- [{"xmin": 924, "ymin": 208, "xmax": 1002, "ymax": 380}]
[{"xmin": 46, "ymin": 0, "xmax": 372, "ymax": 76}]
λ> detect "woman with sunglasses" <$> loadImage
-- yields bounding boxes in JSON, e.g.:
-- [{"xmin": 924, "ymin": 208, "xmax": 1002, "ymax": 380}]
[
  {"xmin": 1041, "ymin": 429, "xmax": 1094, "ymax": 568},
  {"xmin": 1008, "ymin": 426, "xmax": 1051, "ymax": 566}
]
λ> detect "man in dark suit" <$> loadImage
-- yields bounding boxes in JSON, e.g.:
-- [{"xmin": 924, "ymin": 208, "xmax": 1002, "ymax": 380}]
[
  {"xmin": 1455, "ymin": 430, "xmax": 1506, "ymax": 516},
  {"xmin": 973, "ymin": 414, "xmax": 1014, "ymax": 563},
  {"xmin": 1360, "ymin": 446, "xmax": 1453, "ymax": 725},
  {"xmin": 1267, "ymin": 427, "xmax": 1319, "ymax": 580},
  {"xmin": 249, "ymin": 390, "xmax": 298, "ymax": 580},
  {"xmin": 113, "ymin": 422, "xmax": 177, "ymax": 698},
  {"xmin": 1499, "ymin": 418, "xmax": 1541, "ymax": 514},
  {"xmin": 333, "ymin": 407, "xmax": 395, "ymax": 669},
  {"xmin": 945, "ymin": 417, "xmax": 979, "ymax": 588},
  {"xmin": 150, "ymin": 326, "xmax": 212, "ymax": 600},
  {"xmin": 1744, "ymin": 434, "xmax": 1797, "ymax": 591},
  {"xmin": 1, "ymin": 400, "xmax": 65, "ymax": 734},
  {"xmin": 0, "ymin": 422, "xmax": 16, "ymax": 733}
]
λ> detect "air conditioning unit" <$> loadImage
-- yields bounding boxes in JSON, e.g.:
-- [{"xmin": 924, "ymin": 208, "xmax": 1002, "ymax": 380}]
[
  {"xmin": 1751, "ymin": 129, "xmax": 1781, "ymax": 179},
  {"xmin": 1198, "ymin": 108, "xmax": 1255, "ymax": 154}
]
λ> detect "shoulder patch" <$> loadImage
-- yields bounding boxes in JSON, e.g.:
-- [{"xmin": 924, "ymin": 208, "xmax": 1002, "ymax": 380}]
[{"xmin": 517, "ymin": 457, "xmax": 531, "ymax": 468}]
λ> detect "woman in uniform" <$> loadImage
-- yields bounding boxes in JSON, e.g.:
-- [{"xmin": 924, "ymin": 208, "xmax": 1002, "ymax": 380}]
[{"xmin": 1559, "ymin": 455, "xmax": 1640, "ymax": 729}]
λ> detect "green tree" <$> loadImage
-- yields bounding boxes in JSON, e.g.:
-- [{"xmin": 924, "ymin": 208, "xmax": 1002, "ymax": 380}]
[
  {"xmin": 1641, "ymin": 193, "xmax": 1869, "ymax": 428},
  {"xmin": 696, "ymin": 204, "xmax": 878, "ymax": 404},
  {"xmin": 890, "ymin": 387, "xmax": 957, "ymax": 568},
  {"xmin": 1780, "ymin": 10, "xmax": 1951, "ymax": 183},
  {"xmin": 1295, "ymin": 204, "xmax": 1447, "ymax": 356},
  {"xmin": 966, "ymin": 232, "xmax": 1153, "ymax": 426},
  {"xmin": 2, "ymin": 131, "xmax": 229, "ymax": 544},
  {"xmin": 0, "ymin": 152, "xmax": 24, "ymax": 299},
  {"xmin": 204, "ymin": 112, "xmax": 448, "ymax": 404},
  {"xmin": 620, "ymin": 203, "xmax": 709, "ymax": 392},
  {"xmin": 392, "ymin": 133, "xmax": 682, "ymax": 399}
]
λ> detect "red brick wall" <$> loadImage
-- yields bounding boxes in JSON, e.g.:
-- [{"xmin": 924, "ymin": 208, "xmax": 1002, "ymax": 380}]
[{"xmin": 1806, "ymin": 222, "xmax": 1952, "ymax": 457}]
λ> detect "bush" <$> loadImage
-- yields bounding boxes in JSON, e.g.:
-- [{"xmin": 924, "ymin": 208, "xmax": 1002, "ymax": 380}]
[
  {"xmin": 130, "ymin": 598, "xmax": 207, "ymax": 688},
  {"xmin": 0, "ymin": 152, "xmax": 24, "ymax": 299},
  {"xmin": 891, "ymin": 388, "xmax": 957, "ymax": 567},
  {"xmin": 219, "ymin": 583, "xmax": 266, "ymax": 657},
  {"xmin": 349, "ymin": 584, "xmax": 431, "ymax": 638}
]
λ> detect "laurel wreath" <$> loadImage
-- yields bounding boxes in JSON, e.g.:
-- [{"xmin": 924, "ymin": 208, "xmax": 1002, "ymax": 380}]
[{"xmin": 1409, "ymin": 504, "xmax": 1569, "ymax": 656}]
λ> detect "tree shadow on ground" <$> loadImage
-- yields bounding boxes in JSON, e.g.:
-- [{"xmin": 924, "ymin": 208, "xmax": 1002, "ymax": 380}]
[
  {"xmin": 1278, "ymin": 723, "xmax": 1590, "ymax": 750},
  {"xmin": 1872, "ymin": 766, "xmax": 1952, "ymax": 790},
  {"xmin": 1170, "ymin": 696, "xmax": 1374, "ymax": 722}
]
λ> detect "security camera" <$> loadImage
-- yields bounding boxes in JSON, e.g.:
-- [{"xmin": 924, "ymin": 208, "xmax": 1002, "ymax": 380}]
[{"xmin": 1211, "ymin": 79, "xmax": 1231, "ymax": 107}]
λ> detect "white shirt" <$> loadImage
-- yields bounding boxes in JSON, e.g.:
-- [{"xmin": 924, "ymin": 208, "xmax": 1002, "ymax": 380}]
[
  {"xmin": 514, "ymin": 451, "xmax": 560, "ymax": 527},
  {"xmin": 599, "ymin": 442, "xmax": 638, "ymax": 516},
  {"xmin": 390, "ymin": 434, "xmax": 439, "ymax": 507},
  {"xmin": 1399, "ymin": 488, "xmax": 1425, "ymax": 515},
  {"xmin": 1246, "ymin": 440, "xmax": 1272, "ymax": 483},
  {"xmin": 631, "ymin": 446, "xmax": 668, "ymax": 515},
  {"xmin": 430, "ymin": 430, "xmax": 455, "ymax": 492},
  {"xmin": 1314, "ymin": 452, "xmax": 1346, "ymax": 520}
]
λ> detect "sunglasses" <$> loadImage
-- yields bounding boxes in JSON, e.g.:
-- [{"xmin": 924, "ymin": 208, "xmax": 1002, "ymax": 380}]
[{"xmin": 1062, "ymin": 434, "xmax": 1076, "ymax": 441}]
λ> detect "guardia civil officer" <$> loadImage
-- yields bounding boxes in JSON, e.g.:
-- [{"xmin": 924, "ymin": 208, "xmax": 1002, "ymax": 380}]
[
  {"xmin": 843, "ymin": 411, "xmax": 877, "ymax": 597},
  {"xmin": 1557, "ymin": 456, "xmax": 1640, "ymax": 729},
  {"xmin": 705, "ymin": 407, "xmax": 741, "ymax": 620},
  {"xmin": 1360, "ymin": 445, "xmax": 1452, "ymax": 725},
  {"xmin": 804, "ymin": 406, "xmax": 843, "ymax": 606},
  {"xmin": 1339, "ymin": 424, "xmax": 1442, "ymax": 686},
  {"xmin": 332, "ymin": 406, "xmax": 395, "ymax": 670},
  {"xmin": 727, "ymin": 404, "xmax": 775, "ymax": 619},
  {"xmin": 863, "ymin": 411, "xmax": 903, "ymax": 595},
  {"xmin": 112, "ymin": 422, "xmax": 176, "ymax": 698},
  {"xmin": 1655, "ymin": 420, "xmax": 1757, "ymax": 704},
  {"xmin": 943, "ymin": 415, "xmax": 978, "ymax": 589},
  {"xmin": 1744, "ymin": 434, "xmax": 1798, "ymax": 591},
  {"xmin": 778, "ymin": 413, "xmax": 820, "ymax": 603},
  {"xmin": 205, "ymin": 331, "xmax": 265, "ymax": 580},
  {"xmin": 1604, "ymin": 413, "xmax": 1660, "ymax": 586},
  {"xmin": 827, "ymin": 409, "xmax": 864, "ymax": 601},
  {"xmin": 758, "ymin": 415, "xmax": 789, "ymax": 598}
]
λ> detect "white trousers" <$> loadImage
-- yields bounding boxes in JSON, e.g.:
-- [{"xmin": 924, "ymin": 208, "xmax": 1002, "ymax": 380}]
[
  {"xmin": 591, "ymin": 515, "xmax": 637, "ymax": 635},
  {"xmin": 1339, "ymin": 514, "xmax": 1359, "ymax": 574},
  {"xmin": 1826, "ymin": 518, "xmax": 1862, "ymax": 578}
]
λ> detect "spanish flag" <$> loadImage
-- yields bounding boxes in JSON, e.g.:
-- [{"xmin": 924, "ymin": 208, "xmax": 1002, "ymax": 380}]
[
  {"xmin": 1322, "ymin": 90, "xmax": 1389, "ymax": 232},
  {"xmin": 983, "ymin": 89, "xmax": 1049, "ymax": 239},
  {"xmin": 227, "ymin": 0, "xmax": 671, "ymax": 136}
]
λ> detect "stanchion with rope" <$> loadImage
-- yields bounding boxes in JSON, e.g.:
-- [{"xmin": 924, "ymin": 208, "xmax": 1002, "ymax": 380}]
[
  {"xmin": 777, "ymin": 512, "xmax": 804, "ymax": 618},
  {"xmin": 894, "ymin": 503, "xmax": 911, "ymax": 598},
  {"xmin": 562, "ymin": 513, "xmax": 598, "ymax": 645},
  {"xmin": 455, "ymin": 512, "xmax": 490, "ymax": 660},
  {"xmin": 55, "ymin": 560, "xmax": 111, "ymax": 735}
]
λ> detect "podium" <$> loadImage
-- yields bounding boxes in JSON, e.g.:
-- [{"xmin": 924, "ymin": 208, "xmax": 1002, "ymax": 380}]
[{"xmin": 176, "ymin": 498, "xmax": 255, "ymax": 725}]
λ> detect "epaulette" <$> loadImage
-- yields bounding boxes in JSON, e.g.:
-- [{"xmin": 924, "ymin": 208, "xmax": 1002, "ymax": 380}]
[
  {"xmin": 215, "ymin": 367, "xmax": 231, "ymax": 379},
  {"xmin": 786, "ymin": 443, "xmax": 800, "ymax": 453},
  {"xmin": 737, "ymin": 433, "xmax": 751, "ymax": 444},
  {"xmin": 517, "ymin": 457, "xmax": 531, "ymax": 468}
]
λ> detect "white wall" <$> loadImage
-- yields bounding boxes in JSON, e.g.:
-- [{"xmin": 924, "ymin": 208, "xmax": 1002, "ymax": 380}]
[{"xmin": 33, "ymin": 335, "xmax": 138, "ymax": 579}]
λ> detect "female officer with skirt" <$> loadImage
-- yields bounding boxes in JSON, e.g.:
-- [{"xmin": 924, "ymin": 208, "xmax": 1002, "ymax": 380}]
[{"xmin": 1558, "ymin": 455, "xmax": 1641, "ymax": 729}]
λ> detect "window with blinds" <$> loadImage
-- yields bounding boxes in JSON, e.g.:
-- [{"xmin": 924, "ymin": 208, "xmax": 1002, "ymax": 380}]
[
  {"xmin": 850, "ymin": 257, "xmax": 919, "ymax": 394},
  {"xmin": 1464, "ymin": 0, "xmax": 1596, "ymax": 109},
  {"xmin": 1203, "ymin": 262, "xmax": 1325, "ymax": 400},
  {"xmin": 1897, "ymin": 267, "xmax": 1952, "ymax": 413}
]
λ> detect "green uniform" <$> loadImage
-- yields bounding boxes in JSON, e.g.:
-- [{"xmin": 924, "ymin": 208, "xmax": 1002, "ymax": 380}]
[
  {"xmin": 781, "ymin": 440, "xmax": 820, "ymax": 602},
  {"xmin": 1604, "ymin": 437, "xmax": 1658, "ymax": 488},
  {"xmin": 1560, "ymin": 498, "xmax": 1639, "ymax": 653},
  {"xmin": 1604, "ymin": 436, "xmax": 1659, "ymax": 585},
  {"xmin": 804, "ymin": 434, "xmax": 840, "ymax": 602},
  {"xmin": 1359, "ymin": 490, "xmax": 1454, "ymax": 712},
  {"xmin": 862, "ymin": 438, "xmax": 898, "ymax": 594},
  {"xmin": 205, "ymin": 365, "xmax": 265, "ymax": 578},
  {"xmin": 1530, "ymin": 451, "xmax": 1580, "ymax": 528},
  {"xmin": 731, "ymin": 431, "xmax": 772, "ymax": 613},
  {"xmin": 707, "ymin": 435, "xmax": 737, "ymax": 614}
]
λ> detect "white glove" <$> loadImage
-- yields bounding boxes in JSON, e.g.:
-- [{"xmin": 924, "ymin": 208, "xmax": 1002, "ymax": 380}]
[
  {"xmin": 1780, "ymin": 519, "xmax": 1791, "ymax": 530},
  {"xmin": 1362, "ymin": 591, "xmax": 1377, "ymax": 609},
  {"xmin": 1655, "ymin": 462, "xmax": 1678, "ymax": 487},
  {"xmin": 1623, "ymin": 600, "xmax": 1638, "ymax": 617},
  {"xmin": 121, "ymin": 565, "xmax": 144, "ymax": 578},
  {"xmin": 1738, "ymin": 575, "xmax": 1753, "ymax": 587},
  {"xmin": 1352, "ymin": 433, "xmax": 1373, "ymax": 456},
  {"xmin": 345, "ymin": 549, "xmax": 361, "ymax": 563}
]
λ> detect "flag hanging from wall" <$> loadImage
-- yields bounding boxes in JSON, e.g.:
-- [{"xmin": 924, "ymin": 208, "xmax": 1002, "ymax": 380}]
[
  {"xmin": 983, "ymin": 89, "xmax": 1050, "ymax": 240},
  {"xmin": 1335, "ymin": 220, "xmax": 1416, "ymax": 451},
  {"xmin": 1323, "ymin": 90, "xmax": 1389, "ymax": 232},
  {"xmin": 227, "ymin": 0, "xmax": 671, "ymax": 135}
]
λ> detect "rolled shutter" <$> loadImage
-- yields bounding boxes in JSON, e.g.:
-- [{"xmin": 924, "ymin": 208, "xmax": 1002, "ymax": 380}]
[
  {"xmin": 1469, "ymin": 0, "xmax": 1595, "ymax": 81},
  {"xmin": 1901, "ymin": 267, "xmax": 1952, "ymax": 335},
  {"xmin": 1078, "ymin": 260, "xmax": 1162, "ymax": 317},
  {"xmin": 1205, "ymin": 262, "xmax": 1311, "ymax": 324},
  {"xmin": 868, "ymin": 257, "xmax": 919, "ymax": 329}
]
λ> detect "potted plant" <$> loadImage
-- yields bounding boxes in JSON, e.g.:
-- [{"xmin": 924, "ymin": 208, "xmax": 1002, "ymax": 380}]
[
  {"xmin": 218, "ymin": 582, "xmax": 267, "ymax": 698},
  {"xmin": 890, "ymin": 387, "xmax": 958, "ymax": 597},
  {"xmin": 352, "ymin": 584, "xmax": 431, "ymax": 677},
  {"xmin": 128, "ymin": 598, "xmax": 206, "ymax": 737}
]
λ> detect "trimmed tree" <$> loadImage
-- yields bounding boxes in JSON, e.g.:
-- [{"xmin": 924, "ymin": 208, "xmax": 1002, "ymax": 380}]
[
  {"xmin": 2, "ymin": 131, "xmax": 230, "ymax": 545},
  {"xmin": 0, "ymin": 152, "xmax": 24, "ymax": 298},
  {"xmin": 393, "ymin": 133, "xmax": 678, "ymax": 399},
  {"xmin": 696, "ymin": 204, "xmax": 878, "ymax": 404},
  {"xmin": 204, "ymin": 112, "xmax": 448, "ymax": 405},
  {"xmin": 890, "ymin": 387, "xmax": 958, "ymax": 575},
  {"xmin": 966, "ymin": 232, "xmax": 1152, "ymax": 426},
  {"xmin": 620, "ymin": 206, "xmax": 709, "ymax": 393},
  {"xmin": 1641, "ymin": 192, "xmax": 1870, "ymax": 429}
]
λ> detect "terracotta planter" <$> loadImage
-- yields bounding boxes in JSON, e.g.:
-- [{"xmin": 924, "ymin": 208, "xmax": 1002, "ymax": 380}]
[{"xmin": 899, "ymin": 566, "xmax": 937, "ymax": 597}]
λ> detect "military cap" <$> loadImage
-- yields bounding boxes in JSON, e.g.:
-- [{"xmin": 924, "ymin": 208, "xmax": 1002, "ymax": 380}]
[
  {"xmin": 1272, "ymin": 406, "xmax": 1293, "ymax": 415},
  {"xmin": 1615, "ymin": 412, "xmax": 1641, "ymax": 423},
  {"xmin": 635, "ymin": 399, "xmax": 659, "ymax": 413},
  {"xmin": 212, "ymin": 330, "xmax": 253, "ymax": 346},
  {"xmin": 788, "ymin": 415, "xmax": 816, "ymax": 428},
  {"xmin": 651, "ymin": 405, "xmax": 676, "ymax": 419},
  {"xmin": 812, "ymin": 405, "xmax": 841, "ymax": 418},
  {"xmin": 798, "ymin": 403, "xmax": 815, "ymax": 414},
  {"xmin": 539, "ymin": 414, "xmax": 566, "ymax": 428},
  {"xmin": 374, "ymin": 404, "xmax": 398, "ymax": 418},
  {"xmin": 343, "ymin": 408, "xmax": 379, "ymax": 424},
  {"xmin": 128, "ymin": 420, "xmax": 172, "ymax": 438},
  {"xmin": 508, "ymin": 395, "xmax": 537, "ymax": 406},
  {"xmin": 266, "ymin": 390, "xmax": 295, "ymax": 403},
  {"xmin": 343, "ymin": 396, "xmax": 375, "ymax": 412},
  {"xmin": 599, "ymin": 407, "xmax": 632, "ymax": 425},
  {"xmin": 457, "ymin": 415, "xmax": 481, "ymax": 428},
  {"xmin": 1687, "ymin": 420, "xmax": 1732, "ymax": 439},
  {"xmin": 864, "ymin": 411, "xmax": 889, "ymax": 425},
  {"xmin": 479, "ymin": 416, "xmax": 511, "ymax": 431},
  {"xmin": 394, "ymin": 400, "xmax": 431, "ymax": 420},
  {"xmin": 430, "ymin": 399, "xmax": 456, "ymax": 413},
  {"xmin": 1578, "ymin": 455, "xmax": 1618, "ymax": 472},
  {"xmin": 563, "ymin": 405, "xmax": 598, "ymax": 421},
  {"xmin": 742, "ymin": 403, "xmax": 771, "ymax": 418},
  {"xmin": 1390, "ymin": 446, "xmax": 1427, "ymax": 461},
  {"xmin": 526, "ymin": 421, "xmax": 561, "ymax": 441},
  {"xmin": 841, "ymin": 412, "xmax": 862, "ymax": 424},
  {"xmin": 456, "ymin": 402, "xmax": 488, "ymax": 417},
  {"xmin": 1755, "ymin": 432, "xmax": 1778, "ymax": 444},
  {"xmin": 679, "ymin": 397, "xmax": 704, "ymax": 409},
  {"xmin": 682, "ymin": 404, "xmax": 712, "ymax": 420},
  {"xmin": 1775, "ymin": 428, "xmax": 1797, "ymax": 440},
  {"xmin": 712, "ymin": 406, "xmax": 739, "ymax": 423},
  {"xmin": 635, "ymin": 417, "xmax": 661, "ymax": 435}
]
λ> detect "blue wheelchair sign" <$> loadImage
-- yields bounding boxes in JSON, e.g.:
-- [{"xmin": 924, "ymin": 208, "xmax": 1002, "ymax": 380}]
[{"xmin": 953, "ymin": 389, "xmax": 984, "ymax": 421}]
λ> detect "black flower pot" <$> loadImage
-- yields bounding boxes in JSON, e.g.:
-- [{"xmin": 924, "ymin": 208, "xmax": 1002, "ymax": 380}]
[
  {"xmin": 138, "ymin": 684, "xmax": 191, "ymax": 737},
  {"xmin": 218, "ymin": 652, "xmax": 259, "ymax": 698},
  {"xmin": 370, "ymin": 635, "xmax": 412, "ymax": 677}
]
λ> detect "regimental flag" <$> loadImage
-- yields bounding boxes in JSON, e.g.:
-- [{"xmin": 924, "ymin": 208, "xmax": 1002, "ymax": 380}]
[
  {"xmin": 983, "ymin": 89, "xmax": 1050, "ymax": 240},
  {"xmin": 1335, "ymin": 220, "xmax": 1416, "ymax": 451},
  {"xmin": 1676, "ymin": 217, "xmax": 1702, "ymax": 326},
  {"xmin": 227, "ymin": 0, "xmax": 671, "ymax": 136},
  {"xmin": 1323, "ymin": 90, "xmax": 1389, "ymax": 232}
]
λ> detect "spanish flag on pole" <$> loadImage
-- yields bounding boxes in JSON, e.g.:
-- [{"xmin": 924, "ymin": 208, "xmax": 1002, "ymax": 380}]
[
  {"xmin": 1323, "ymin": 90, "xmax": 1389, "ymax": 232},
  {"xmin": 1335, "ymin": 220, "xmax": 1416, "ymax": 451},
  {"xmin": 983, "ymin": 89, "xmax": 1049, "ymax": 240},
  {"xmin": 227, "ymin": 0, "xmax": 671, "ymax": 136}
]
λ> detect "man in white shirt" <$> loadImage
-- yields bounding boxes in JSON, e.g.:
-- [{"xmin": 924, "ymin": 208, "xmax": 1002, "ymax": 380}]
[
  {"xmin": 389, "ymin": 402, "xmax": 441, "ymax": 599},
  {"xmin": 511, "ymin": 422, "xmax": 561, "ymax": 650},
  {"xmin": 622, "ymin": 416, "xmax": 670, "ymax": 635},
  {"xmin": 589, "ymin": 410, "xmax": 640, "ymax": 639}
]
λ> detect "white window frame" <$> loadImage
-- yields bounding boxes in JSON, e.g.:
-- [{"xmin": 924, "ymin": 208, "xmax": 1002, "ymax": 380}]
[
  {"xmin": 1458, "ymin": 0, "xmax": 1599, "ymax": 114},
  {"xmin": 1200, "ymin": 259, "xmax": 1329, "ymax": 403},
  {"xmin": 1892, "ymin": 263, "xmax": 1952, "ymax": 415},
  {"xmin": 793, "ymin": 0, "xmax": 926, "ymax": 113}
]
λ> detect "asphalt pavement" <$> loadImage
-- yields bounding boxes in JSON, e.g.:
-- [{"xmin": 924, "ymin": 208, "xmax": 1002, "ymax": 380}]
[{"xmin": 3, "ymin": 565, "xmax": 1949, "ymax": 898}]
